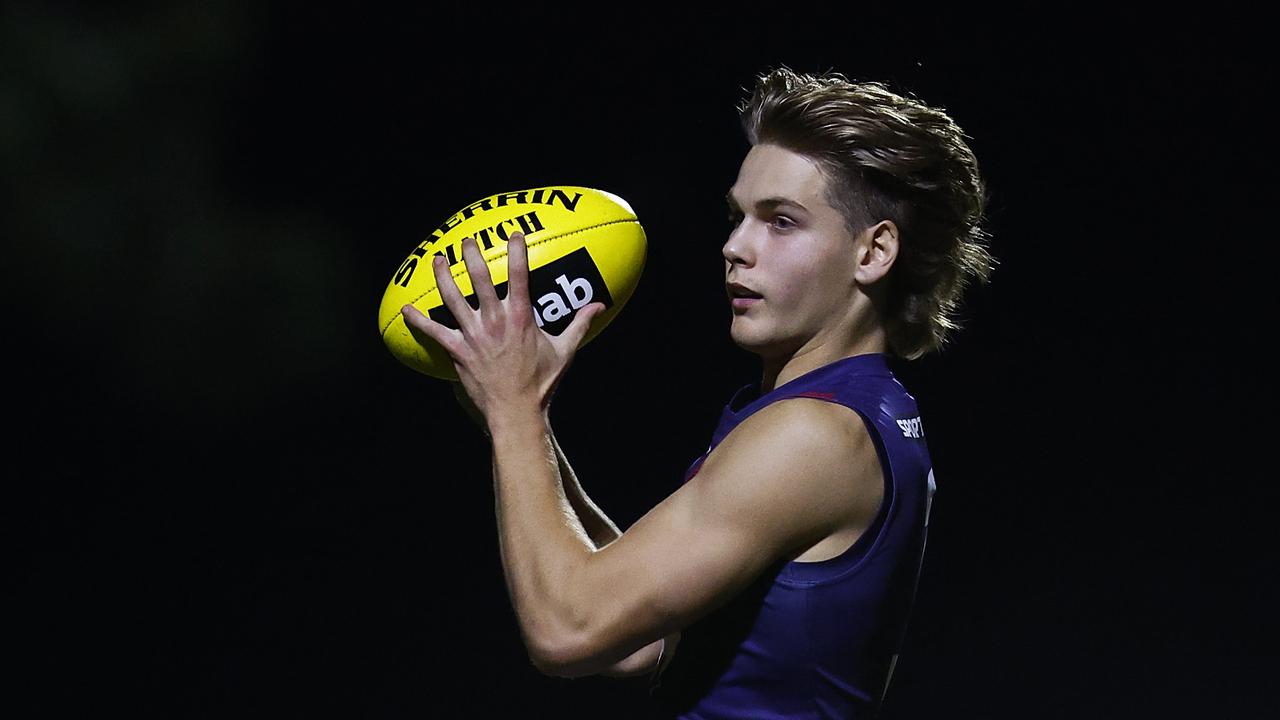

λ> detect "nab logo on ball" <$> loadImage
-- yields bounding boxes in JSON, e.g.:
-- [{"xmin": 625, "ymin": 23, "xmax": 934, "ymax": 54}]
[
  {"xmin": 378, "ymin": 185, "xmax": 647, "ymax": 381},
  {"xmin": 426, "ymin": 247, "xmax": 614, "ymax": 337}
]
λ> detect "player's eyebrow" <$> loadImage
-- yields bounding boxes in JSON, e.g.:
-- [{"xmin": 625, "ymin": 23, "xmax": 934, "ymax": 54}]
[{"xmin": 725, "ymin": 191, "xmax": 809, "ymax": 213}]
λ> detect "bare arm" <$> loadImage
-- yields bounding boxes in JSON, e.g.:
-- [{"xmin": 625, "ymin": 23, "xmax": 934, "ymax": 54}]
[
  {"xmin": 550, "ymin": 431, "xmax": 677, "ymax": 678},
  {"xmin": 541, "ymin": 399, "xmax": 881, "ymax": 678},
  {"xmin": 453, "ymin": 382, "xmax": 674, "ymax": 677},
  {"xmin": 552, "ymin": 430, "xmax": 622, "ymax": 549}
]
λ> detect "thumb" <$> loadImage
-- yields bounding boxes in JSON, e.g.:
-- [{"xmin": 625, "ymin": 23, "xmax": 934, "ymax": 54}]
[{"xmin": 561, "ymin": 302, "xmax": 607, "ymax": 351}]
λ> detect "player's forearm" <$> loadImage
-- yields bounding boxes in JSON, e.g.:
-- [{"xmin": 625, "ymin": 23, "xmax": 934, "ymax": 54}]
[
  {"xmin": 488, "ymin": 407, "xmax": 594, "ymax": 662},
  {"xmin": 550, "ymin": 431, "xmax": 622, "ymax": 549},
  {"xmin": 548, "ymin": 431, "xmax": 667, "ymax": 677}
]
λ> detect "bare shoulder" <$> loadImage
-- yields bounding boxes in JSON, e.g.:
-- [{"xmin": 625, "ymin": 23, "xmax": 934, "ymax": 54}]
[
  {"xmin": 729, "ymin": 395, "xmax": 876, "ymax": 453},
  {"xmin": 695, "ymin": 397, "xmax": 883, "ymax": 538}
]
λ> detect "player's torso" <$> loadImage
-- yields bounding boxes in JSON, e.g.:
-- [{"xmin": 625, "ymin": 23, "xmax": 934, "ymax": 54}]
[{"xmin": 655, "ymin": 353, "xmax": 936, "ymax": 718}]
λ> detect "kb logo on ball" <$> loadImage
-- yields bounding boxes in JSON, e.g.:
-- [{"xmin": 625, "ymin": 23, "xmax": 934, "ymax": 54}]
[{"xmin": 427, "ymin": 247, "xmax": 614, "ymax": 337}]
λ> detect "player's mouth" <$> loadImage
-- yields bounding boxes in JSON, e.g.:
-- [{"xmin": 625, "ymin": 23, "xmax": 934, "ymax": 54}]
[{"xmin": 727, "ymin": 282, "xmax": 763, "ymax": 311}]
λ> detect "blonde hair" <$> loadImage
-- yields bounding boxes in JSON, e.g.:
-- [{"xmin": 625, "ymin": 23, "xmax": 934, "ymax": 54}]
[{"xmin": 739, "ymin": 66, "xmax": 996, "ymax": 359}]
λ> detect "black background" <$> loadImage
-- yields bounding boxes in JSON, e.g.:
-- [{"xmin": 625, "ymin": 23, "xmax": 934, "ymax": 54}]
[{"xmin": 6, "ymin": 4, "xmax": 1274, "ymax": 718}]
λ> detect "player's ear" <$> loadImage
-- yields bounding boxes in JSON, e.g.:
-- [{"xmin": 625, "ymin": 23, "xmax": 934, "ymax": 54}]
[{"xmin": 854, "ymin": 220, "xmax": 898, "ymax": 286}]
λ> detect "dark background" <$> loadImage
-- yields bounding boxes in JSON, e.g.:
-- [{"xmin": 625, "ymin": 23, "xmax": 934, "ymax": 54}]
[{"xmin": 6, "ymin": 4, "xmax": 1274, "ymax": 718}]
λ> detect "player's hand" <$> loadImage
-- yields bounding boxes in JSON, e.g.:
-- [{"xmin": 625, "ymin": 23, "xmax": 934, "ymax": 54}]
[{"xmin": 401, "ymin": 231, "xmax": 605, "ymax": 429}]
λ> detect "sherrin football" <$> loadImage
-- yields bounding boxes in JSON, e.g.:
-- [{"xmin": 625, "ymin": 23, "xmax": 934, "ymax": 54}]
[{"xmin": 378, "ymin": 186, "xmax": 647, "ymax": 380}]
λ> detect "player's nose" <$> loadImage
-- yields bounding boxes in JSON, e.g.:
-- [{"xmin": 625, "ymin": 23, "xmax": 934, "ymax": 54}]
[{"xmin": 722, "ymin": 224, "xmax": 755, "ymax": 267}]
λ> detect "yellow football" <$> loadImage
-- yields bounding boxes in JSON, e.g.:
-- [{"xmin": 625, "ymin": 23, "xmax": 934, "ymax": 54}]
[{"xmin": 378, "ymin": 186, "xmax": 647, "ymax": 380}]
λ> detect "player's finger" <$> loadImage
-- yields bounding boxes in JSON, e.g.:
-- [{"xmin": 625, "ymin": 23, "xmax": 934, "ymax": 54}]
[
  {"xmin": 462, "ymin": 236, "xmax": 500, "ymax": 314},
  {"xmin": 507, "ymin": 231, "xmax": 532, "ymax": 310},
  {"xmin": 401, "ymin": 303, "xmax": 465, "ymax": 358},
  {"xmin": 555, "ymin": 302, "xmax": 606, "ymax": 354},
  {"xmin": 431, "ymin": 252, "xmax": 478, "ymax": 335}
]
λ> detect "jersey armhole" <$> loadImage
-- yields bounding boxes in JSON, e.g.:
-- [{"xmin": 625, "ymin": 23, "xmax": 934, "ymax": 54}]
[{"xmin": 775, "ymin": 399, "xmax": 896, "ymax": 586}]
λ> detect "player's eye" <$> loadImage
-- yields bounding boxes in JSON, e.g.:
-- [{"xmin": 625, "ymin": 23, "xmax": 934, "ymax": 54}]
[
  {"xmin": 727, "ymin": 210, "xmax": 744, "ymax": 226},
  {"xmin": 772, "ymin": 215, "xmax": 797, "ymax": 231}
]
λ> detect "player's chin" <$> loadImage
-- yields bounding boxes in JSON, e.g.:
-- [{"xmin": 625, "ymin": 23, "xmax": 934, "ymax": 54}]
[{"xmin": 729, "ymin": 322, "xmax": 782, "ymax": 354}]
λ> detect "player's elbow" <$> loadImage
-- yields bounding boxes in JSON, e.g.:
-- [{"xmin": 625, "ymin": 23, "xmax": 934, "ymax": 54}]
[
  {"xmin": 533, "ymin": 633, "xmax": 652, "ymax": 679},
  {"xmin": 529, "ymin": 650, "xmax": 565, "ymax": 677},
  {"xmin": 530, "ymin": 641, "xmax": 598, "ymax": 679},
  {"xmin": 525, "ymin": 611, "xmax": 590, "ymax": 677},
  {"xmin": 598, "ymin": 639, "xmax": 664, "ymax": 678}
]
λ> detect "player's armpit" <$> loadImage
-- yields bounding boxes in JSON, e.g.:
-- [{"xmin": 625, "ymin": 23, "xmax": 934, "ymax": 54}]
[{"xmin": 538, "ymin": 399, "xmax": 883, "ymax": 678}]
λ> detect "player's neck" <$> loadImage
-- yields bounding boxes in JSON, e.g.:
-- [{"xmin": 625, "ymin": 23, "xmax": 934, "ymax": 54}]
[{"xmin": 759, "ymin": 327, "xmax": 888, "ymax": 394}]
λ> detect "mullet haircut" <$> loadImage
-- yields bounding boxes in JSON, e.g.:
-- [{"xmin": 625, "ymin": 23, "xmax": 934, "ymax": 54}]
[{"xmin": 739, "ymin": 66, "xmax": 996, "ymax": 360}]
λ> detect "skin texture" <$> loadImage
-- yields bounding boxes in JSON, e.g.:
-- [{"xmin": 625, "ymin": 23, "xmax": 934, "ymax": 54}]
[
  {"xmin": 724, "ymin": 142, "xmax": 898, "ymax": 391},
  {"xmin": 399, "ymin": 143, "xmax": 895, "ymax": 677}
]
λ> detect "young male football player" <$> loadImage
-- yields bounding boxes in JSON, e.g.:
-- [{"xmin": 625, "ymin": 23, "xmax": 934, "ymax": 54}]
[{"xmin": 402, "ymin": 65, "xmax": 994, "ymax": 719}]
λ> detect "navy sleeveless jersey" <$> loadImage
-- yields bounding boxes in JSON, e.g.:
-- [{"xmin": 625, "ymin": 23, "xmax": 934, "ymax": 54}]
[{"xmin": 648, "ymin": 353, "xmax": 936, "ymax": 720}]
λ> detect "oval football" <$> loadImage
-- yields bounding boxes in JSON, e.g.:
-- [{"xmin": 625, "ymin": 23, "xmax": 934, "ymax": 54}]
[{"xmin": 378, "ymin": 186, "xmax": 647, "ymax": 380}]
